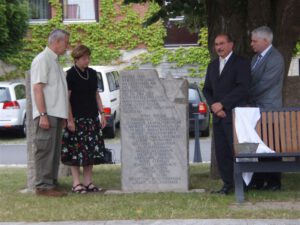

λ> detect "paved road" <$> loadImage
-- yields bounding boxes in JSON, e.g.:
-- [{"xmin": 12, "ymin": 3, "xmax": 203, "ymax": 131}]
[
  {"xmin": 0, "ymin": 138, "xmax": 211, "ymax": 165},
  {"xmin": 0, "ymin": 137, "xmax": 211, "ymax": 165},
  {"xmin": 1, "ymin": 219, "xmax": 300, "ymax": 225}
]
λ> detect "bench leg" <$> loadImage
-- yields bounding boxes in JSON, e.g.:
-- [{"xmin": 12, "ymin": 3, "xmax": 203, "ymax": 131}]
[{"xmin": 234, "ymin": 163, "xmax": 244, "ymax": 203}]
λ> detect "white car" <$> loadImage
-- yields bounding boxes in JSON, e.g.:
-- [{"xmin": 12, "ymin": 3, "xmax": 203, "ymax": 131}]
[
  {"xmin": 93, "ymin": 66, "xmax": 120, "ymax": 138},
  {"xmin": 64, "ymin": 66, "xmax": 120, "ymax": 138},
  {"xmin": 0, "ymin": 81, "xmax": 26, "ymax": 136}
]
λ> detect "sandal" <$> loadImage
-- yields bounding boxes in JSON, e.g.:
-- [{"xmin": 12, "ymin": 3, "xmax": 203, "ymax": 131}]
[
  {"xmin": 72, "ymin": 184, "xmax": 87, "ymax": 194},
  {"xmin": 85, "ymin": 183, "xmax": 101, "ymax": 192}
]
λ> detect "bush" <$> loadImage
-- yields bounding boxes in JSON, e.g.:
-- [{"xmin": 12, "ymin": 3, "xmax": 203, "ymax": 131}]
[{"xmin": 0, "ymin": 0, "xmax": 28, "ymax": 59}]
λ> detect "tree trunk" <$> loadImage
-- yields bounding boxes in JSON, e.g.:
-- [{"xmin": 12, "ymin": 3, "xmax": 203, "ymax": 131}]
[
  {"xmin": 284, "ymin": 76, "xmax": 300, "ymax": 107},
  {"xmin": 25, "ymin": 71, "xmax": 35, "ymax": 191},
  {"xmin": 206, "ymin": 0, "xmax": 249, "ymax": 58},
  {"xmin": 210, "ymin": 132, "xmax": 220, "ymax": 179},
  {"xmin": 205, "ymin": 0, "xmax": 300, "ymax": 177},
  {"xmin": 59, "ymin": 164, "xmax": 71, "ymax": 177},
  {"xmin": 273, "ymin": 0, "xmax": 300, "ymax": 105}
]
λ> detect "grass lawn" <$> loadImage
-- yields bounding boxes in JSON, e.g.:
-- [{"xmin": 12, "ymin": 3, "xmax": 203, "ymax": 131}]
[{"xmin": 1, "ymin": 164, "xmax": 300, "ymax": 222}]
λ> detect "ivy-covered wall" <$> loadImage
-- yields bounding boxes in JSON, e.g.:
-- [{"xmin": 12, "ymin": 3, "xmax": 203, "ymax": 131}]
[
  {"xmin": 130, "ymin": 27, "xmax": 209, "ymax": 79},
  {"xmin": 5, "ymin": 0, "xmax": 165, "ymax": 71},
  {"xmin": 1, "ymin": 0, "xmax": 210, "ymax": 81}
]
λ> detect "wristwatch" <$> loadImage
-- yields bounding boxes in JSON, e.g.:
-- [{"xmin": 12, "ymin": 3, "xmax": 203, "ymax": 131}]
[{"xmin": 40, "ymin": 112, "xmax": 47, "ymax": 116}]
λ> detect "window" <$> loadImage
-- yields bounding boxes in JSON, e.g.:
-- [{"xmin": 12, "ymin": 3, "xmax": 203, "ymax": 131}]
[
  {"xmin": 188, "ymin": 89, "xmax": 200, "ymax": 103},
  {"xmin": 112, "ymin": 71, "xmax": 120, "ymax": 88},
  {"xmin": 29, "ymin": 0, "xmax": 50, "ymax": 21},
  {"xmin": 0, "ymin": 87, "xmax": 11, "ymax": 102},
  {"xmin": 163, "ymin": 1, "xmax": 198, "ymax": 46},
  {"xmin": 62, "ymin": 0, "xmax": 98, "ymax": 22},
  {"xmin": 164, "ymin": 18, "xmax": 199, "ymax": 46},
  {"xmin": 14, "ymin": 85, "xmax": 26, "ymax": 100},
  {"xmin": 107, "ymin": 72, "xmax": 118, "ymax": 92}
]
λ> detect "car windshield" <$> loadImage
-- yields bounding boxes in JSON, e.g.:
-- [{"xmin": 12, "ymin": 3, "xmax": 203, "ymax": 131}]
[
  {"xmin": 0, "ymin": 87, "xmax": 11, "ymax": 103},
  {"xmin": 188, "ymin": 88, "xmax": 201, "ymax": 103}
]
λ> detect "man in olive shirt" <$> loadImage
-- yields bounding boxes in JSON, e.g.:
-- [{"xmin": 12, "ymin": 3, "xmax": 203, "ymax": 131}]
[{"xmin": 31, "ymin": 29, "xmax": 69, "ymax": 197}]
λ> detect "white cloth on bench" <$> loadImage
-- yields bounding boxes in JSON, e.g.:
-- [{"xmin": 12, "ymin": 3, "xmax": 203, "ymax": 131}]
[{"xmin": 234, "ymin": 107, "xmax": 275, "ymax": 185}]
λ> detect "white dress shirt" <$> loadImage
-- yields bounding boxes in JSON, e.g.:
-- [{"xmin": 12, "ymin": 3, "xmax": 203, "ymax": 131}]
[{"xmin": 219, "ymin": 51, "xmax": 233, "ymax": 74}]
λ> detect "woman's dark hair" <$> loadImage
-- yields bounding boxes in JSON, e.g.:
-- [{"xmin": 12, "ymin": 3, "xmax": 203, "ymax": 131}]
[{"xmin": 71, "ymin": 45, "xmax": 91, "ymax": 60}]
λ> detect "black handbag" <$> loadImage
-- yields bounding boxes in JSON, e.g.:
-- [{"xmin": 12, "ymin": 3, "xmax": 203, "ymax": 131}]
[{"xmin": 103, "ymin": 148, "xmax": 113, "ymax": 164}]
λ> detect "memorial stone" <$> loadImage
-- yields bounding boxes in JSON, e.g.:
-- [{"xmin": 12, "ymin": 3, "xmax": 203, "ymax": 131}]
[{"xmin": 120, "ymin": 69, "xmax": 189, "ymax": 192}]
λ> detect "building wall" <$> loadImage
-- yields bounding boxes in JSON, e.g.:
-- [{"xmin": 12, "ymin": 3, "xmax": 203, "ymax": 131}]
[{"xmin": 0, "ymin": 60, "xmax": 17, "ymax": 77}]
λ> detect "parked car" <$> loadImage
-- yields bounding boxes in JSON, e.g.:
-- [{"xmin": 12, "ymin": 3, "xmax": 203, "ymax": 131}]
[
  {"xmin": 0, "ymin": 81, "xmax": 26, "ymax": 136},
  {"xmin": 94, "ymin": 66, "xmax": 120, "ymax": 138},
  {"xmin": 64, "ymin": 66, "xmax": 120, "ymax": 138},
  {"xmin": 188, "ymin": 83, "xmax": 210, "ymax": 137}
]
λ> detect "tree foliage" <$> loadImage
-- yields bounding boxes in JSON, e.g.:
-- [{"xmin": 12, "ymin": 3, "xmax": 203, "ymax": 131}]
[
  {"xmin": 294, "ymin": 42, "xmax": 300, "ymax": 56},
  {"xmin": 0, "ymin": 0, "xmax": 28, "ymax": 59},
  {"xmin": 124, "ymin": 0, "xmax": 300, "ymax": 73},
  {"xmin": 124, "ymin": 0, "xmax": 205, "ymax": 31}
]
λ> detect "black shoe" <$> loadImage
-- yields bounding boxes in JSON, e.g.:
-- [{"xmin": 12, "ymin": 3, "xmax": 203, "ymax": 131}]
[
  {"xmin": 211, "ymin": 185, "xmax": 233, "ymax": 195},
  {"xmin": 263, "ymin": 184, "xmax": 281, "ymax": 191},
  {"xmin": 248, "ymin": 178, "xmax": 265, "ymax": 190}
]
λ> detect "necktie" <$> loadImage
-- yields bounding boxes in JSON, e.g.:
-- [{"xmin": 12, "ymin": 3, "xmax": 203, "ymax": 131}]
[
  {"xmin": 219, "ymin": 58, "xmax": 226, "ymax": 74},
  {"xmin": 252, "ymin": 54, "xmax": 262, "ymax": 70}
]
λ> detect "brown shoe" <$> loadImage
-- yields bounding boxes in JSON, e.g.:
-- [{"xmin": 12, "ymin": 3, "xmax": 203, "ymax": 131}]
[
  {"xmin": 36, "ymin": 188, "xmax": 67, "ymax": 197},
  {"xmin": 52, "ymin": 186, "xmax": 68, "ymax": 194}
]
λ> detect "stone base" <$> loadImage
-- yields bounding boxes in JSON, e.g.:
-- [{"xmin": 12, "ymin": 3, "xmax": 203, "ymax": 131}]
[{"xmin": 104, "ymin": 189, "xmax": 206, "ymax": 195}]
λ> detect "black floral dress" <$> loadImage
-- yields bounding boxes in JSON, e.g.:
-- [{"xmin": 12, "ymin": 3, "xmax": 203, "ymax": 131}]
[{"xmin": 61, "ymin": 66, "xmax": 106, "ymax": 166}]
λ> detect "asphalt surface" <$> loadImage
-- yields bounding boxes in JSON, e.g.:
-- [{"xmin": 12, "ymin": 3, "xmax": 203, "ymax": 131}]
[{"xmin": 0, "ymin": 138, "xmax": 211, "ymax": 165}]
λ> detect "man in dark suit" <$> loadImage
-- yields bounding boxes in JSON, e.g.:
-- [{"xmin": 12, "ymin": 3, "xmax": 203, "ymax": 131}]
[
  {"xmin": 248, "ymin": 26, "xmax": 284, "ymax": 190},
  {"xmin": 203, "ymin": 34, "xmax": 251, "ymax": 194}
]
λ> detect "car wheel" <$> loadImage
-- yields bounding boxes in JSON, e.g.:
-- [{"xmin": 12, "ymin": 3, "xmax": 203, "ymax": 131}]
[
  {"xmin": 105, "ymin": 118, "xmax": 116, "ymax": 138},
  {"xmin": 201, "ymin": 126, "xmax": 210, "ymax": 137},
  {"xmin": 20, "ymin": 116, "xmax": 26, "ymax": 137}
]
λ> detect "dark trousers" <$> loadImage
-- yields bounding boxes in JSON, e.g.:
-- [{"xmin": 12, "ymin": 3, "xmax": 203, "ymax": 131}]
[
  {"xmin": 213, "ymin": 121, "xmax": 234, "ymax": 187},
  {"xmin": 250, "ymin": 157, "xmax": 281, "ymax": 188}
]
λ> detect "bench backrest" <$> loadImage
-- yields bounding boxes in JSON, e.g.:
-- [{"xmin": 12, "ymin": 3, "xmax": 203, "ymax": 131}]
[{"xmin": 233, "ymin": 108, "xmax": 300, "ymax": 154}]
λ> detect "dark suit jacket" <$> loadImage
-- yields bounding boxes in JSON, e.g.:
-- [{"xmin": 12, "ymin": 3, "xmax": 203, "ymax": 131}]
[
  {"xmin": 249, "ymin": 46, "xmax": 284, "ymax": 109},
  {"xmin": 203, "ymin": 53, "xmax": 251, "ymax": 123}
]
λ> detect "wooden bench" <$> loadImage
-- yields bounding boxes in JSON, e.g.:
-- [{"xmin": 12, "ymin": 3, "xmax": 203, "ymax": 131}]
[{"xmin": 233, "ymin": 107, "xmax": 300, "ymax": 203}]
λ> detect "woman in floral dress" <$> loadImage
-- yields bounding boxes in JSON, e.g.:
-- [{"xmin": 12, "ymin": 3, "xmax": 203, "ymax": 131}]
[{"xmin": 61, "ymin": 45, "xmax": 106, "ymax": 193}]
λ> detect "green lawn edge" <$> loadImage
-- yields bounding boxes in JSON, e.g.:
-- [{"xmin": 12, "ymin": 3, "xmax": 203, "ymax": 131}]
[{"xmin": 1, "ymin": 164, "xmax": 300, "ymax": 222}]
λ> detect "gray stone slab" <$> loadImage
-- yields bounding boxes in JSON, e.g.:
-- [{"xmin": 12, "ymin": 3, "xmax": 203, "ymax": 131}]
[{"xmin": 120, "ymin": 69, "xmax": 189, "ymax": 192}]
